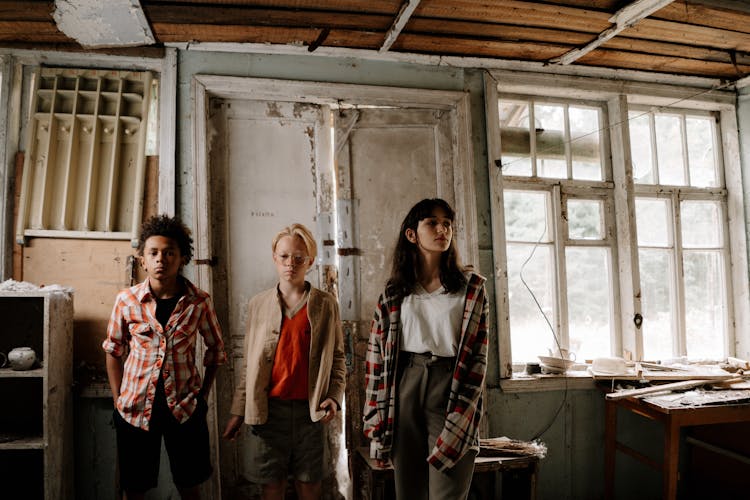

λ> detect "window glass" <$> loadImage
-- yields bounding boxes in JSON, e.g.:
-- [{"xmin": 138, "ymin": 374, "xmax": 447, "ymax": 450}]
[
  {"xmin": 655, "ymin": 114, "xmax": 686, "ymax": 186},
  {"xmin": 630, "ymin": 112, "xmax": 655, "ymax": 184},
  {"xmin": 504, "ymin": 190, "xmax": 550, "ymax": 242},
  {"xmin": 681, "ymin": 201, "xmax": 721, "ymax": 248},
  {"xmin": 639, "ymin": 249, "xmax": 675, "ymax": 359},
  {"xmin": 566, "ymin": 247, "xmax": 612, "ymax": 360},
  {"xmin": 567, "ymin": 199, "xmax": 603, "ymax": 240},
  {"xmin": 636, "ymin": 198, "xmax": 670, "ymax": 247},
  {"xmin": 535, "ymin": 104, "xmax": 566, "ymax": 178},
  {"xmin": 686, "ymin": 117, "xmax": 718, "ymax": 187},
  {"xmin": 507, "ymin": 243, "xmax": 556, "ymax": 362},
  {"xmin": 498, "ymin": 100, "xmax": 532, "ymax": 176},
  {"xmin": 570, "ymin": 106, "xmax": 602, "ymax": 181},
  {"xmin": 684, "ymin": 250, "xmax": 725, "ymax": 358}
]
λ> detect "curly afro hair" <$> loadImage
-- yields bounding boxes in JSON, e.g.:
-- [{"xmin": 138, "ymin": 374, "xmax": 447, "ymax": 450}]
[{"xmin": 137, "ymin": 214, "xmax": 194, "ymax": 263}]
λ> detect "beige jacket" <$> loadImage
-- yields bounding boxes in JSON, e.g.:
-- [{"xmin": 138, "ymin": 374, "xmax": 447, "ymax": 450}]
[{"xmin": 230, "ymin": 284, "xmax": 346, "ymax": 424}]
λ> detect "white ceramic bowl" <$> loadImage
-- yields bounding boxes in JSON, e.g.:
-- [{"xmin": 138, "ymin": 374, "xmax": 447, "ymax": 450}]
[{"xmin": 538, "ymin": 355, "xmax": 576, "ymax": 370}]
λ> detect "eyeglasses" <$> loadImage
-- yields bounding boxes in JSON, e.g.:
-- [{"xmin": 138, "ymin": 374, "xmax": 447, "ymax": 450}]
[{"xmin": 274, "ymin": 253, "xmax": 311, "ymax": 266}]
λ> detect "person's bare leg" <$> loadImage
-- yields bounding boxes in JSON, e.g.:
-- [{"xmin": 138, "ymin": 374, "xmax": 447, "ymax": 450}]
[
  {"xmin": 295, "ymin": 480, "xmax": 322, "ymax": 500},
  {"xmin": 262, "ymin": 479, "xmax": 288, "ymax": 500}
]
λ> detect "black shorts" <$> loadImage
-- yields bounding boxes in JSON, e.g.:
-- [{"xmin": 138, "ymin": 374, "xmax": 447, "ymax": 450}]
[{"xmin": 113, "ymin": 392, "xmax": 212, "ymax": 493}]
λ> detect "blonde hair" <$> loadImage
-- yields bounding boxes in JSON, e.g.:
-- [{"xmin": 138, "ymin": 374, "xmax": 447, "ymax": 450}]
[{"xmin": 271, "ymin": 223, "xmax": 317, "ymax": 262}]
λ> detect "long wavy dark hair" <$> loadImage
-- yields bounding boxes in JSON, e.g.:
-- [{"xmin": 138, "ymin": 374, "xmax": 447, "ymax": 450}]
[{"xmin": 385, "ymin": 198, "xmax": 467, "ymax": 300}]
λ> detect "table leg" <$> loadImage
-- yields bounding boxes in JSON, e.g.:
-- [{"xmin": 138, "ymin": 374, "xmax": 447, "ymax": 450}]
[
  {"xmin": 663, "ymin": 417, "xmax": 680, "ymax": 500},
  {"xmin": 605, "ymin": 399, "xmax": 617, "ymax": 500}
]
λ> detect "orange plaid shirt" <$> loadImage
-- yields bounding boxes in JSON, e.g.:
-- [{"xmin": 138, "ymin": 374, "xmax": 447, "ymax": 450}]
[{"xmin": 103, "ymin": 278, "xmax": 227, "ymax": 430}]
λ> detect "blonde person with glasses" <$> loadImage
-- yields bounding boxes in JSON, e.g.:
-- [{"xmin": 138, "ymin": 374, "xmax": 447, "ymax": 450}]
[{"xmin": 223, "ymin": 223, "xmax": 346, "ymax": 500}]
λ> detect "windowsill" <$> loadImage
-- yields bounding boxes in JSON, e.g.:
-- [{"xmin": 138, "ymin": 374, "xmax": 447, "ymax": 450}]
[{"xmin": 499, "ymin": 370, "xmax": 597, "ymax": 393}]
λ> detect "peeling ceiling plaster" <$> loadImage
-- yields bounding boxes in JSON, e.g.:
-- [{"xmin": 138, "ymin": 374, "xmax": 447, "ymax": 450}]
[{"xmin": 53, "ymin": 0, "xmax": 155, "ymax": 48}]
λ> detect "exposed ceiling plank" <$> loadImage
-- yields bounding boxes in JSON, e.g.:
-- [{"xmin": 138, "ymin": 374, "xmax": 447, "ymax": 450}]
[
  {"xmin": 0, "ymin": 21, "xmax": 70, "ymax": 43},
  {"xmin": 153, "ymin": 23, "xmax": 327, "ymax": 45},
  {"xmin": 626, "ymin": 18, "xmax": 750, "ymax": 52},
  {"xmin": 0, "ymin": 1, "xmax": 55, "ymax": 21},
  {"xmin": 578, "ymin": 47, "xmax": 750, "ymax": 78},
  {"xmin": 380, "ymin": 0, "xmax": 421, "ymax": 52},
  {"xmin": 415, "ymin": 0, "xmax": 613, "ymax": 32},
  {"xmin": 143, "ymin": 0, "xmax": 403, "ymax": 15},
  {"xmin": 550, "ymin": 0, "xmax": 675, "ymax": 65},
  {"xmin": 143, "ymin": 4, "xmax": 393, "ymax": 30},
  {"xmin": 406, "ymin": 18, "xmax": 749, "ymax": 64},
  {"xmin": 655, "ymin": 0, "xmax": 750, "ymax": 33}
]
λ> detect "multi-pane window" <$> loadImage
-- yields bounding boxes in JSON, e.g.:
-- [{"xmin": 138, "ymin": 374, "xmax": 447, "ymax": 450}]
[
  {"xmin": 630, "ymin": 108, "xmax": 729, "ymax": 360},
  {"xmin": 497, "ymin": 94, "xmax": 735, "ymax": 369},
  {"xmin": 499, "ymin": 97, "xmax": 616, "ymax": 363}
]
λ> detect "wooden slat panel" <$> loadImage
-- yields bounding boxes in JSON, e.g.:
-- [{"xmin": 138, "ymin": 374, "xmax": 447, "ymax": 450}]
[
  {"xmin": 415, "ymin": 0, "xmax": 613, "ymax": 32},
  {"xmin": 406, "ymin": 18, "xmax": 750, "ymax": 65},
  {"xmin": 153, "ymin": 23, "xmax": 325, "ymax": 43},
  {"xmin": 0, "ymin": 1, "xmax": 54, "ymax": 21},
  {"xmin": 415, "ymin": 0, "xmax": 750, "ymax": 52},
  {"xmin": 144, "ymin": 4, "xmax": 393, "ymax": 30},
  {"xmin": 655, "ymin": 0, "xmax": 750, "ymax": 34},
  {"xmin": 143, "ymin": 0, "xmax": 402, "ymax": 15},
  {"xmin": 579, "ymin": 49, "xmax": 750, "ymax": 79},
  {"xmin": 393, "ymin": 33, "xmax": 568, "ymax": 60},
  {"xmin": 407, "ymin": 17, "xmax": 594, "ymax": 45},
  {"xmin": 625, "ymin": 18, "xmax": 750, "ymax": 52},
  {"xmin": 0, "ymin": 22, "xmax": 70, "ymax": 43}
]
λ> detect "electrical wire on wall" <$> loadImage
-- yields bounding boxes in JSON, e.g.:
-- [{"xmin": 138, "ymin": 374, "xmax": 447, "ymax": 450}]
[{"xmin": 516, "ymin": 206, "xmax": 569, "ymax": 441}]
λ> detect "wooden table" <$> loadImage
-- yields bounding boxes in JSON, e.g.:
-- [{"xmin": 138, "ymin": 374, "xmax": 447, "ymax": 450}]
[
  {"xmin": 604, "ymin": 391, "xmax": 750, "ymax": 499},
  {"xmin": 354, "ymin": 446, "xmax": 540, "ymax": 499}
]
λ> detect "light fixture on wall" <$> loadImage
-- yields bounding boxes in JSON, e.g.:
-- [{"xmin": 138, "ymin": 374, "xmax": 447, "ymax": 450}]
[{"xmin": 53, "ymin": 0, "xmax": 155, "ymax": 48}]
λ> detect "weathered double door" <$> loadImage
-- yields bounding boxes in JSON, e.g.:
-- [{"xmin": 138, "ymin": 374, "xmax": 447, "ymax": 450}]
[{"xmin": 202, "ymin": 79, "xmax": 474, "ymax": 498}]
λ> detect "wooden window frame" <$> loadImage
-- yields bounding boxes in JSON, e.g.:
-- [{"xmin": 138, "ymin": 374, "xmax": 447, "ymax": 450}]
[{"xmin": 485, "ymin": 70, "xmax": 750, "ymax": 386}]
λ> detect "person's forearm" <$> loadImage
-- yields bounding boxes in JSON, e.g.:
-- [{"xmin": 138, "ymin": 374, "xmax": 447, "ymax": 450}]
[
  {"xmin": 201, "ymin": 364, "xmax": 219, "ymax": 397},
  {"xmin": 105, "ymin": 353, "xmax": 124, "ymax": 403}
]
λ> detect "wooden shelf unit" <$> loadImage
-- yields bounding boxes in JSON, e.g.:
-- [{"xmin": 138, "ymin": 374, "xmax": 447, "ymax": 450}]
[{"xmin": 0, "ymin": 291, "xmax": 74, "ymax": 500}]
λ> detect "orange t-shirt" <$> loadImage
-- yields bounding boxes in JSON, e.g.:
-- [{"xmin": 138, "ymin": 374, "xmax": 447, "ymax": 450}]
[{"xmin": 269, "ymin": 303, "xmax": 311, "ymax": 400}]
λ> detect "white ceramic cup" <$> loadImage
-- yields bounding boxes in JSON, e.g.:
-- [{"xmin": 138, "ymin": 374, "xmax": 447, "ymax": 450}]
[{"xmin": 549, "ymin": 348, "xmax": 576, "ymax": 361}]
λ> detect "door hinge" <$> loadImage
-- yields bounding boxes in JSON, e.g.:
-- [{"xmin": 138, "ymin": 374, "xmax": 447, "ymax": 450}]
[{"xmin": 195, "ymin": 256, "xmax": 219, "ymax": 267}]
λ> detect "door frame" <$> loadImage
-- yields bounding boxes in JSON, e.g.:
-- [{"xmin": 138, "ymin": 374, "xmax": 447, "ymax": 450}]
[
  {"xmin": 192, "ymin": 74, "xmax": 477, "ymax": 287},
  {"xmin": 190, "ymin": 74, "xmax": 477, "ymax": 494}
]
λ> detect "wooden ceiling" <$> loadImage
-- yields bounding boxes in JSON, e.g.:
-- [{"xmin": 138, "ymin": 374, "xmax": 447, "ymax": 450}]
[{"xmin": 2, "ymin": 0, "xmax": 750, "ymax": 81}]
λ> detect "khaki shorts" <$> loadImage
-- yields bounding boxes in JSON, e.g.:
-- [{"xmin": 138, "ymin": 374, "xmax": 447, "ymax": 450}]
[{"xmin": 243, "ymin": 398, "xmax": 325, "ymax": 483}]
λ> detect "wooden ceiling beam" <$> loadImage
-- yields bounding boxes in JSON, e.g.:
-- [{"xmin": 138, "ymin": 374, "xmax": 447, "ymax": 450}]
[
  {"xmin": 144, "ymin": 4, "xmax": 392, "ymax": 30},
  {"xmin": 0, "ymin": 1, "xmax": 54, "ymax": 21},
  {"xmin": 550, "ymin": 0, "xmax": 675, "ymax": 65},
  {"xmin": 578, "ymin": 47, "xmax": 750, "ymax": 78},
  {"xmin": 406, "ymin": 17, "xmax": 749, "ymax": 64},
  {"xmin": 380, "ymin": 0, "xmax": 421, "ymax": 52},
  {"xmin": 0, "ymin": 21, "xmax": 69, "ymax": 43},
  {"xmin": 142, "ymin": 0, "xmax": 402, "ymax": 15}
]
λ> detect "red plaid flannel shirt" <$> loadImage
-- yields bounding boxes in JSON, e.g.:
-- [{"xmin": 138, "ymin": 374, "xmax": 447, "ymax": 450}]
[
  {"xmin": 363, "ymin": 272, "xmax": 489, "ymax": 471},
  {"xmin": 102, "ymin": 278, "xmax": 227, "ymax": 430}
]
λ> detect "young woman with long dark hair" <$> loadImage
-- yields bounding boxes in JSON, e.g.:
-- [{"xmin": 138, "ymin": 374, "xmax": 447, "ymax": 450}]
[{"xmin": 363, "ymin": 198, "xmax": 489, "ymax": 499}]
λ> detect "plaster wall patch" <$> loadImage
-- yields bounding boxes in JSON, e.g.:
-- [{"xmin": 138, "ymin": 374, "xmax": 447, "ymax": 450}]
[{"xmin": 53, "ymin": 0, "xmax": 155, "ymax": 48}]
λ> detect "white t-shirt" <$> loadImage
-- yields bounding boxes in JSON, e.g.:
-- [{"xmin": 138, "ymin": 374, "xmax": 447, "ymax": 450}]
[{"xmin": 400, "ymin": 283, "xmax": 467, "ymax": 357}]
